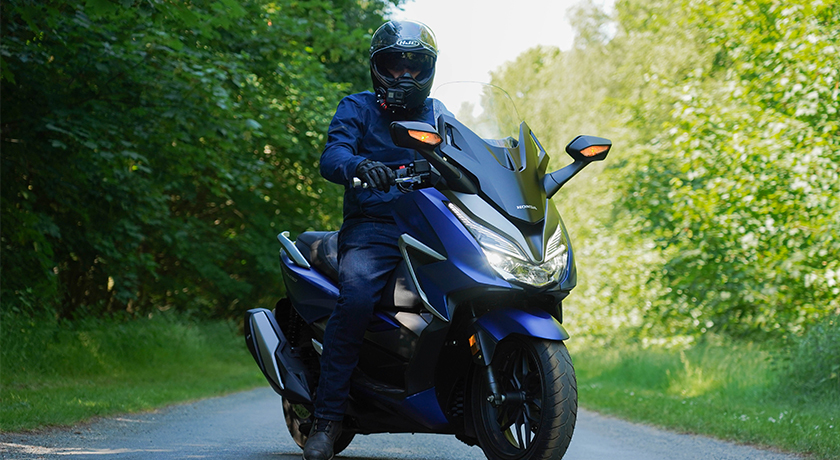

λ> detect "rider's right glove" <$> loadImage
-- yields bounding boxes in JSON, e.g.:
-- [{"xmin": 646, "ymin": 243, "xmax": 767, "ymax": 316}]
[{"xmin": 355, "ymin": 160, "xmax": 396, "ymax": 193}]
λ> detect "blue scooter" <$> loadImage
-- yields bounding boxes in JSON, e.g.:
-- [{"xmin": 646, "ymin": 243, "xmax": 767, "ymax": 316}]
[{"xmin": 245, "ymin": 82, "xmax": 610, "ymax": 460}]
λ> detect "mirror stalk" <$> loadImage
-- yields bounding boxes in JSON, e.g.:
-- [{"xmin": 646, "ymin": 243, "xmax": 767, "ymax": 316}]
[
  {"xmin": 544, "ymin": 160, "xmax": 586, "ymax": 200},
  {"xmin": 429, "ymin": 148, "xmax": 478, "ymax": 194}
]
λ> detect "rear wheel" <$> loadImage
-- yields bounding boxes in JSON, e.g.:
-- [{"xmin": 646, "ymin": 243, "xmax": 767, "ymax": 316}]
[
  {"xmin": 471, "ymin": 338, "xmax": 577, "ymax": 460},
  {"xmin": 282, "ymin": 398, "xmax": 355, "ymax": 454},
  {"xmin": 275, "ymin": 307, "xmax": 355, "ymax": 455}
]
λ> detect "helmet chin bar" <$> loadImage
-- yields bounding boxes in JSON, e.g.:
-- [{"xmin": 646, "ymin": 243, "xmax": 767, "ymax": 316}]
[
  {"xmin": 375, "ymin": 74, "xmax": 430, "ymax": 116},
  {"xmin": 376, "ymin": 89, "xmax": 410, "ymax": 117},
  {"xmin": 385, "ymin": 75, "xmax": 416, "ymax": 106}
]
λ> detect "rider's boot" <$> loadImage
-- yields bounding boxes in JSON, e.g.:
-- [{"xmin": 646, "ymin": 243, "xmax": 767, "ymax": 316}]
[{"xmin": 302, "ymin": 418, "xmax": 342, "ymax": 460}]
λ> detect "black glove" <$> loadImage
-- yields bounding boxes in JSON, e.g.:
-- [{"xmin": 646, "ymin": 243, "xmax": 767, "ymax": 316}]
[{"xmin": 356, "ymin": 160, "xmax": 396, "ymax": 193}]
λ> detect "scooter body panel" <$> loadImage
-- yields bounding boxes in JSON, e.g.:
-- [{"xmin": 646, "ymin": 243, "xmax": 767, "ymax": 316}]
[
  {"xmin": 244, "ymin": 308, "xmax": 312, "ymax": 403},
  {"xmin": 393, "ymin": 188, "xmax": 514, "ymax": 321},
  {"xmin": 475, "ymin": 307, "xmax": 570, "ymax": 343},
  {"xmin": 279, "ymin": 252, "xmax": 338, "ymax": 324}
]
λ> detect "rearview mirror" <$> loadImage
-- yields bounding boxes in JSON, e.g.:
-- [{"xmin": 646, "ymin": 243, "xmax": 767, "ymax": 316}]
[
  {"xmin": 389, "ymin": 121, "xmax": 442, "ymax": 151},
  {"xmin": 565, "ymin": 135, "xmax": 611, "ymax": 162},
  {"xmin": 544, "ymin": 135, "xmax": 613, "ymax": 199},
  {"xmin": 389, "ymin": 121, "xmax": 477, "ymax": 194}
]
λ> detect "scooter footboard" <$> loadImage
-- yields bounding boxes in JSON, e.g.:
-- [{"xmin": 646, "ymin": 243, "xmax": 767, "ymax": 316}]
[{"xmin": 244, "ymin": 308, "xmax": 312, "ymax": 403}]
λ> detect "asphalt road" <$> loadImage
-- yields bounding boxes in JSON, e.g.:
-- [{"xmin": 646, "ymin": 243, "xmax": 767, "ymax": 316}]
[{"xmin": 0, "ymin": 387, "xmax": 801, "ymax": 460}]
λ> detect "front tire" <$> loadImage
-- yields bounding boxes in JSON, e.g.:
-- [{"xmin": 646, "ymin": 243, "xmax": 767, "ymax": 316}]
[{"xmin": 471, "ymin": 338, "xmax": 577, "ymax": 460}]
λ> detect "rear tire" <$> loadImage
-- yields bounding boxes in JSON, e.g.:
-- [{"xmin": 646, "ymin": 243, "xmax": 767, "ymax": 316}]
[
  {"xmin": 471, "ymin": 338, "xmax": 577, "ymax": 460},
  {"xmin": 276, "ymin": 304, "xmax": 357, "ymax": 453},
  {"xmin": 282, "ymin": 398, "xmax": 355, "ymax": 454}
]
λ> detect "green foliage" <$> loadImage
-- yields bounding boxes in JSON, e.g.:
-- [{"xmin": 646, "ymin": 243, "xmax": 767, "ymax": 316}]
[
  {"xmin": 1, "ymin": 0, "xmax": 397, "ymax": 319},
  {"xmin": 492, "ymin": 0, "xmax": 839, "ymax": 342},
  {"xmin": 574, "ymin": 342, "xmax": 840, "ymax": 459},
  {"xmin": 778, "ymin": 314, "xmax": 840, "ymax": 397},
  {"xmin": 624, "ymin": 0, "xmax": 840, "ymax": 338},
  {"xmin": 1, "ymin": 310, "xmax": 264, "ymax": 430},
  {"xmin": 2, "ymin": 310, "xmax": 234, "ymax": 379}
]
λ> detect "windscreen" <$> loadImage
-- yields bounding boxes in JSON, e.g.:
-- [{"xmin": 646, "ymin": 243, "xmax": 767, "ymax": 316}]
[{"xmin": 432, "ymin": 82, "xmax": 521, "ymax": 148}]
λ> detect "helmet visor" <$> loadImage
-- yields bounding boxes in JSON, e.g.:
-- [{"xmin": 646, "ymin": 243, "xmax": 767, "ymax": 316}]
[{"xmin": 374, "ymin": 52, "xmax": 435, "ymax": 80}]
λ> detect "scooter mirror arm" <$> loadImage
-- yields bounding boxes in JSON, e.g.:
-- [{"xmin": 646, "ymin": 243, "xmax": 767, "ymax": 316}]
[
  {"xmin": 430, "ymin": 147, "xmax": 478, "ymax": 194},
  {"xmin": 544, "ymin": 160, "xmax": 586, "ymax": 199}
]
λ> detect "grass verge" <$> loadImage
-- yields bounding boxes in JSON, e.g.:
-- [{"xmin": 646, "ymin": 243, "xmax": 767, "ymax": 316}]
[
  {"xmin": 1, "ymin": 312, "xmax": 265, "ymax": 432},
  {"xmin": 570, "ymin": 341, "xmax": 839, "ymax": 460}
]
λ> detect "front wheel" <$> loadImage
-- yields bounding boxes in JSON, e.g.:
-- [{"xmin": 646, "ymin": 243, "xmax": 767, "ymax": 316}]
[{"xmin": 471, "ymin": 338, "xmax": 577, "ymax": 460}]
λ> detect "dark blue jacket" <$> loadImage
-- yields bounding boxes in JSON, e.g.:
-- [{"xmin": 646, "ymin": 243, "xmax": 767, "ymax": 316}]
[{"xmin": 320, "ymin": 91, "xmax": 435, "ymax": 222}]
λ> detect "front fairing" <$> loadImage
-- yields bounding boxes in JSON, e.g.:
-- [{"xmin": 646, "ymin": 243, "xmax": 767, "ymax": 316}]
[
  {"xmin": 428, "ymin": 83, "xmax": 574, "ymax": 274},
  {"xmin": 392, "ymin": 188, "xmax": 576, "ymax": 322}
]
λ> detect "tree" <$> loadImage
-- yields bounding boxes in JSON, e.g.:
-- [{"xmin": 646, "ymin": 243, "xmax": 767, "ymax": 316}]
[
  {"xmin": 624, "ymin": 0, "xmax": 840, "ymax": 337},
  {"xmin": 1, "ymin": 0, "xmax": 398, "ymax": 319},
  {"xmin": 491, "ymin": 0, "xmax": 839, "ymax": 341}
]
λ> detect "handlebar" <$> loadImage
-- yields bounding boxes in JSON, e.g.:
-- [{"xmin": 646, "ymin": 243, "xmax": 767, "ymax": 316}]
[
  {"xmin": 352, "ymin": 175, "xmax": 425, "ymax": 189},
  {"xmin": 351, "ymin": 159, "xmax": 432, "ymax": 190}
]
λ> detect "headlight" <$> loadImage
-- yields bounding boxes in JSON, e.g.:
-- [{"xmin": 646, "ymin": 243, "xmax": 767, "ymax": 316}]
[
  {"xmin": 484, "ymin": 250, "xmax": 567, "ymax": 287},
  {"xmin": 448, "ymin": 203, "xmax": 569, "ymax": 287}
]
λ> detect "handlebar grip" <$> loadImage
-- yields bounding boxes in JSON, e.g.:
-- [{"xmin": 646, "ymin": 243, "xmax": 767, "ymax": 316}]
[{"xmin": 351, "ymin": 177, "xmax": 369, "ymax": 188}]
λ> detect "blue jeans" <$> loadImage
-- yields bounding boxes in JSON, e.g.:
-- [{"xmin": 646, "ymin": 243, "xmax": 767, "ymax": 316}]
[{"xmin": 313, "ymin": 220, "xmax": 403, "ymax": 421}]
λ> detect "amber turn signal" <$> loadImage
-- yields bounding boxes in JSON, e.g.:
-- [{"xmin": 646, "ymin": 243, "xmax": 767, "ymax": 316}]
[
  {"xmin": 581, "ymin": 145, "xmax": 609, "ymax": 157},
  {"xmin": 469, "ymin": 334, "xmax": 480, "ymax": 356},
  {"xmin": 408, "ymin": 130, "xmax": 442, "ymax": 146}
]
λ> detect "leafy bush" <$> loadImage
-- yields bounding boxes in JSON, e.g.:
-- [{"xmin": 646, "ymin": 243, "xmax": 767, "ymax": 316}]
[
  {"xmin": 778, "ymin": 315, "xmax": 840, "ymax": 397},
  {"xmin": 622, "ymin": 0, "xmax": 840, "ymax": 338}
]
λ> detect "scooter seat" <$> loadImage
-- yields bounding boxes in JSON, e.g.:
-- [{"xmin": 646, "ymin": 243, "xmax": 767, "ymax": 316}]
[
  {"xmin": 295, "ymin": 231, "xmax": 339, "ymax": 282},
  {"xmin": 294, "ymin": 231, "xmax": 422, "ymax": 310}
]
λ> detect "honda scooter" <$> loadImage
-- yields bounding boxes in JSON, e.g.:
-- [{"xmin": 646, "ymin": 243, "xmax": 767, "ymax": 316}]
[{"xmin": 245, "ymin": 82, "xmax": 610, "ymax": 460}]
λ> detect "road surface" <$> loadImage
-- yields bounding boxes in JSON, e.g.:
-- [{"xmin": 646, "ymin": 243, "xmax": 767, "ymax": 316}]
[{"xmin": 0, "ymin": 387, "xmax": 800, "ymax": 460}]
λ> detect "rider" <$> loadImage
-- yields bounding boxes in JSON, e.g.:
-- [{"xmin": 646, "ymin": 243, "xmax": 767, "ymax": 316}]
[{"xmin": 302, "ymin": 20, "xmax": 438, "ymax": 460}]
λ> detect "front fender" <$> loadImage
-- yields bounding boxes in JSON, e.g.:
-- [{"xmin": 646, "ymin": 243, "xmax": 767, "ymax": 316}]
[{"xmin": 470, "ymin": 307, "xmax": 569, "ymax": 365}]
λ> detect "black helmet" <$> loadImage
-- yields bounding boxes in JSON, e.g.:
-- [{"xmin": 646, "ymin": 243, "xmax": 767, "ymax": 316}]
[{"xmin": 370, "ymin": 20, "xmax": 438, "ymax": 115}]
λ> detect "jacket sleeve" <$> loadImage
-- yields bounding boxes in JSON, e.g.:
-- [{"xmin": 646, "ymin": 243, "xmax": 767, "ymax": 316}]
[{"xmin": 320, "ymin": 97, "xmax": 368, "ymax": 186}]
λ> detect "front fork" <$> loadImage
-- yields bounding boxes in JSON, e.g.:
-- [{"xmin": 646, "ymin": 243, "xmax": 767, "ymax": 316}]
[
  {"xmin": 467, "ymin": 307, "xmax": 570, "ymax": 408},
  {"xmin": 469, "ymin": 328, "xmax": 510, "ymax": 408}
]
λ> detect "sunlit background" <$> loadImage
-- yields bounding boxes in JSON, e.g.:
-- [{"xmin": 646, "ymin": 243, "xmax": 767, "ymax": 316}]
[{"xmin": 389, "ymin": 0, "xmax": 597, "ymax": 88}]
